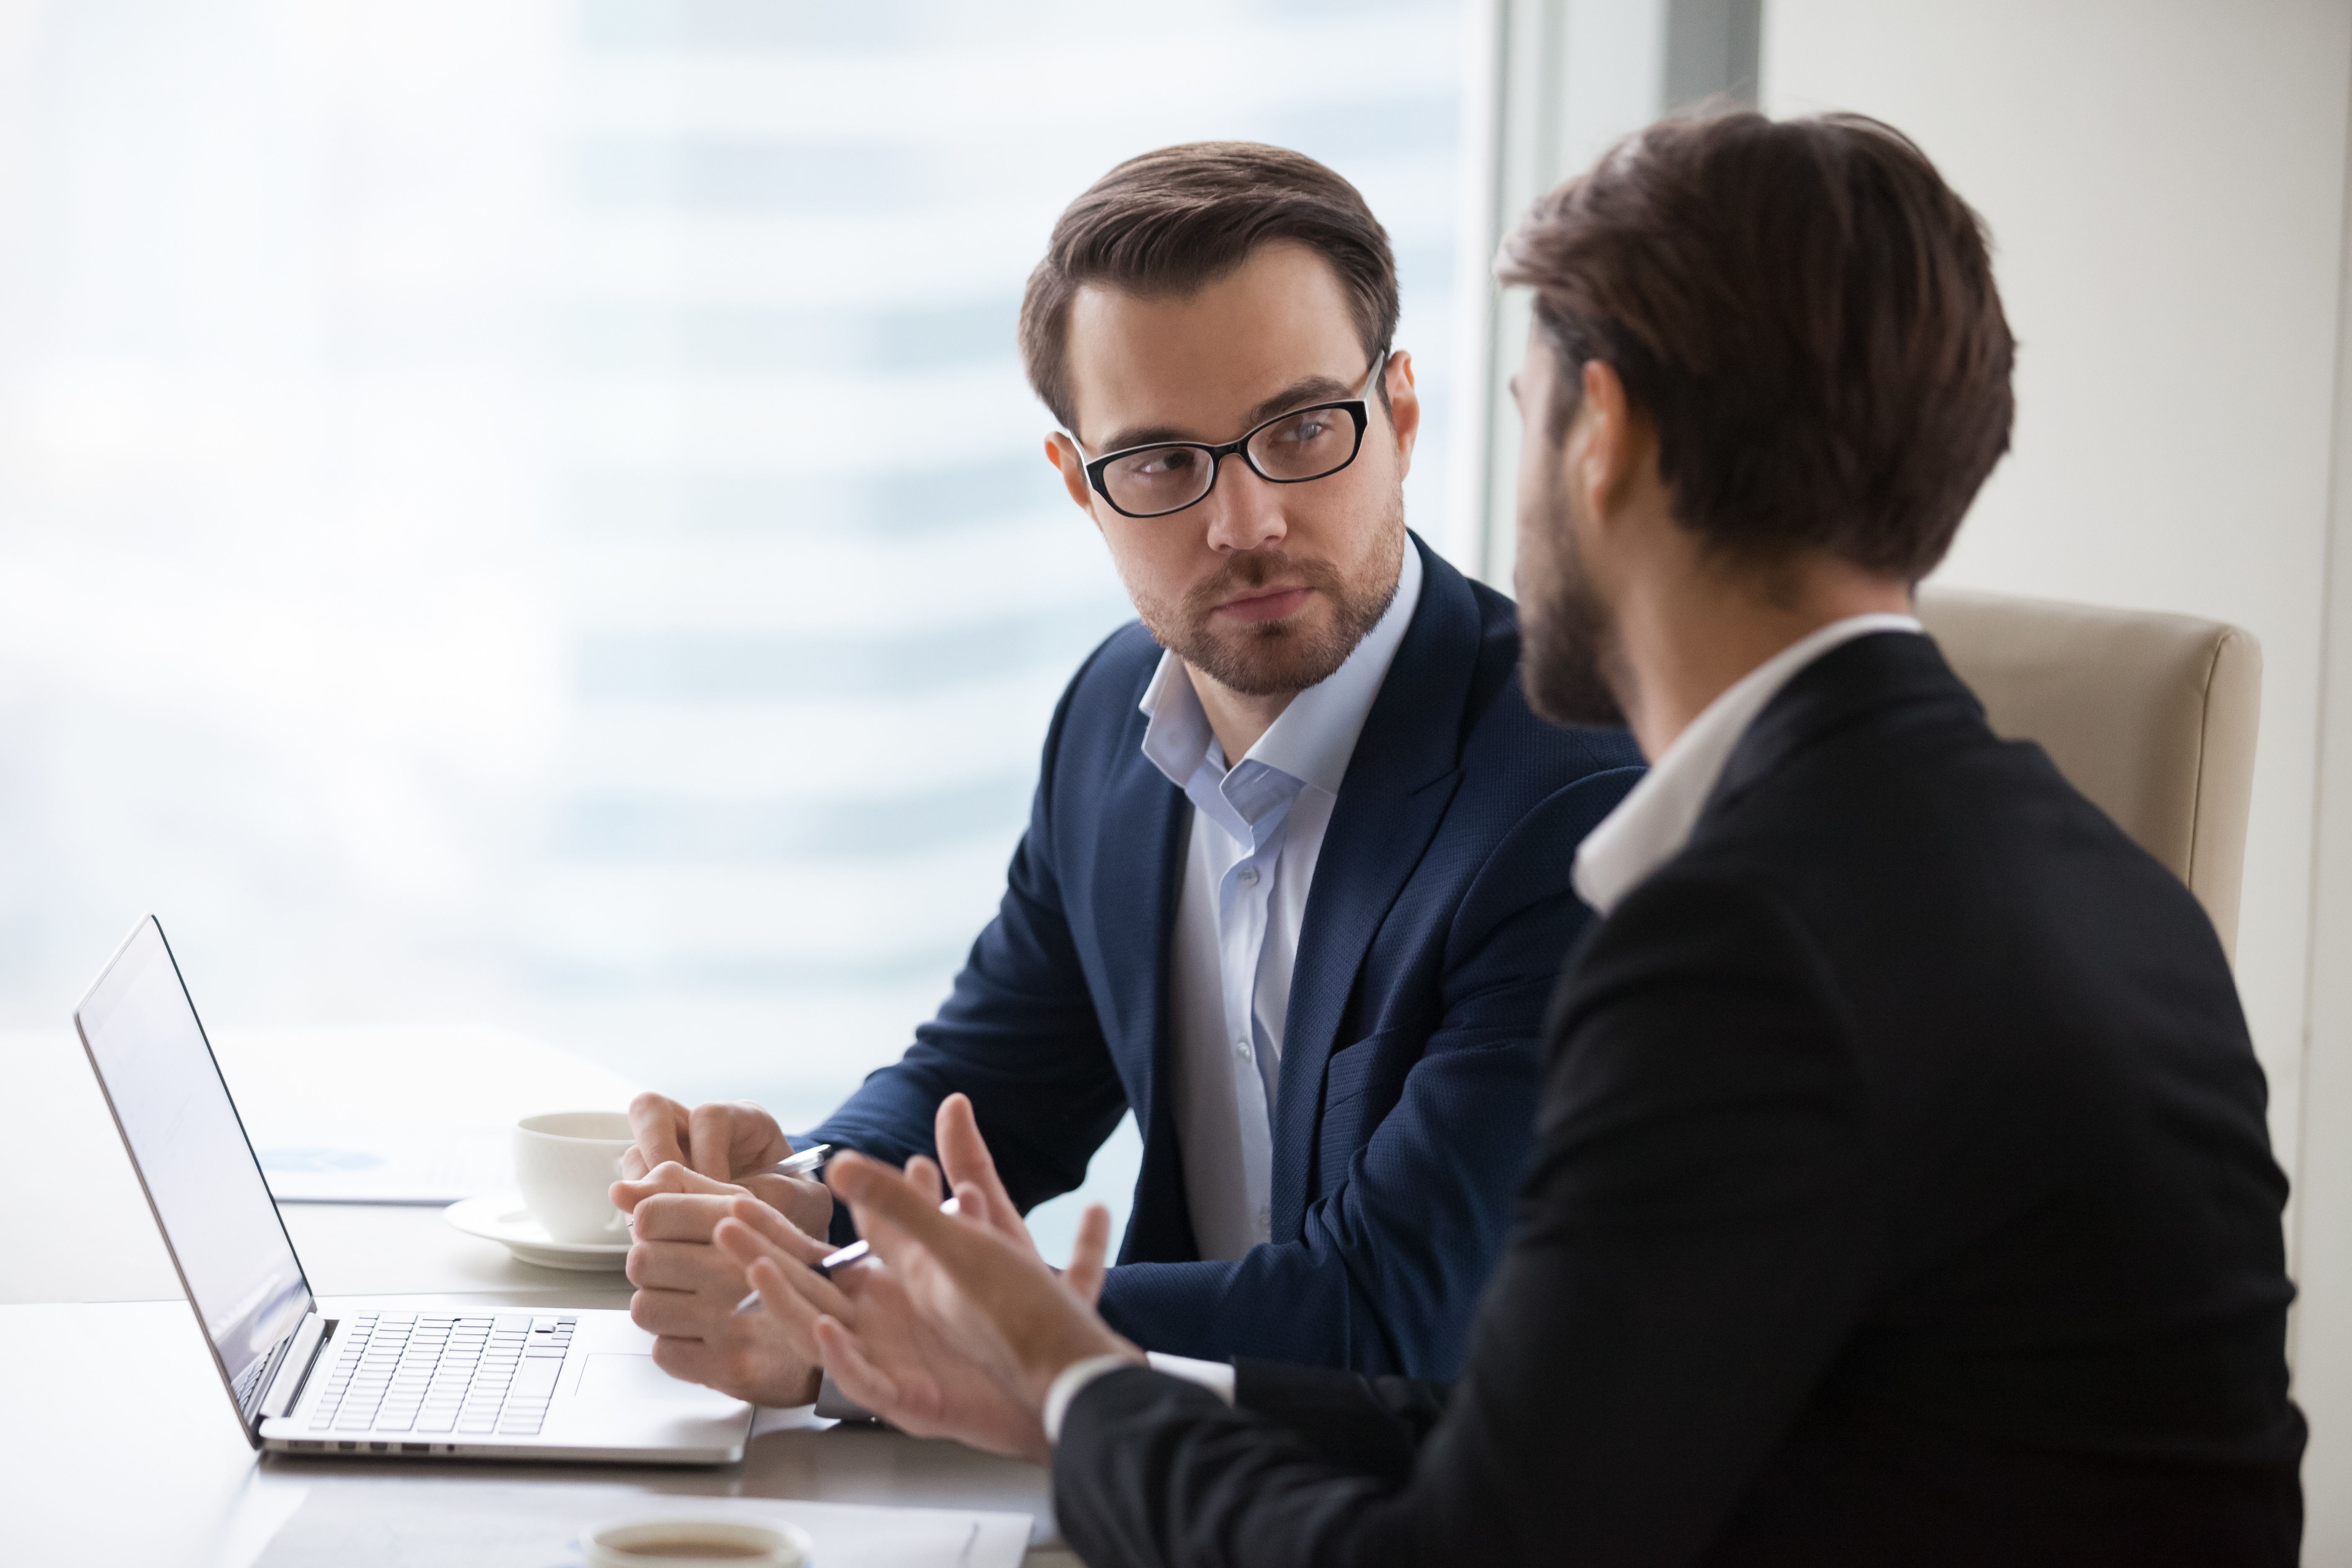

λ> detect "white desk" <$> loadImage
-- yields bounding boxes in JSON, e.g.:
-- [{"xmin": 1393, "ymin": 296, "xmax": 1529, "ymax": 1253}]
[{"xmin": 5, "ymin": 1028, "xmax": 1073, "ymax": 1566}]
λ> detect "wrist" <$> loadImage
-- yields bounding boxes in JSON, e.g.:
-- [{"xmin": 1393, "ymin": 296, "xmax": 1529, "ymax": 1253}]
[
  {"xmin": 1023, "ymin": 1330, "xmax": 1140, "ymax": 1409},
  {"xmin": 756, "ymin": 1361, "xmax": 823, "ymax": 1409}
]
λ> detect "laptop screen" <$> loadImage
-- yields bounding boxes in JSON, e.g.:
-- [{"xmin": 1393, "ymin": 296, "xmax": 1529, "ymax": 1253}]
[{"xmin": 76, "ymin": 918, "xmax": 312, "ymax": 1426}]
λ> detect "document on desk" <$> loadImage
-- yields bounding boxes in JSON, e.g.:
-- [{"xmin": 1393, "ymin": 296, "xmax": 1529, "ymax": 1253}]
[
  {"xmin": 207, "ymin": 1026, "xmax": 645, "ymax": 1205},
  {"xmin": 250, "ymin": 1479, "xmax": 1033, "ymax": 1568},
  {"xmin": 252, "ymin": 1125, "xmax": 513, "ymax": 1204}
]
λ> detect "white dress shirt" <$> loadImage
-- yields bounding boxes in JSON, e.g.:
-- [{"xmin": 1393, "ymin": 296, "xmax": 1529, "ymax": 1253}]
[
  {"xmin": 1572, "ymin": 613, "xmax": 1923, "ymax": 916},
  {"xmin": 1138, "ymin": 543, "xmax": 1424, "ymax": 1261}
]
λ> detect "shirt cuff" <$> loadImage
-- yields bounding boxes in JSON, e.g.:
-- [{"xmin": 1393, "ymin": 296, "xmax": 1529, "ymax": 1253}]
[
  {"xmin": 1040, "ymin": 1351, "xmax": 1237, "ymax": 1444},
  {"xmin": 1145, "ymin": 1350, "xmax": 1238, "ymax": 1404}
]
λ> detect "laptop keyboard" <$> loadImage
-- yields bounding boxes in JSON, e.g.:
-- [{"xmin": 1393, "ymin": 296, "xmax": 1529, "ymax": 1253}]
[
  {"xmin": 306, "ymin": 1312, "xmax": 578, "ymax": 1437},
  {"xmin": 230, "ymin": 1347, "xmax": 274, "ymax": 1416}
]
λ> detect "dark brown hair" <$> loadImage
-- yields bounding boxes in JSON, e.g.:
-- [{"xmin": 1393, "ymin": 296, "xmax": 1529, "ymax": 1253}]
[
  {"xmin": 1497, "ymin": 112, "xmax": 2014, "ymax": 583},
  {"xmin": 1019, "ymin": 142, "xmax": 1398, "ymax": 438}
]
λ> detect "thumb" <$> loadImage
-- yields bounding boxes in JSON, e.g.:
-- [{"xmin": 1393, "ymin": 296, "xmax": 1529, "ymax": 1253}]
[
  {"xmin": 1066, "ymin": 1203, "xmax": 1113, "ymax": 1308},
  {"xmin": 611, "ymin": 1159, "xmax": 736, "ymax": 1212}
]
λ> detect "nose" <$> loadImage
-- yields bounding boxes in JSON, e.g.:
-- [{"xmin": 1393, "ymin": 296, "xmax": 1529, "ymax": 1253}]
[{"xmin": 1197, "ymin": 454, "xmax": 1289, "ymax": 555}]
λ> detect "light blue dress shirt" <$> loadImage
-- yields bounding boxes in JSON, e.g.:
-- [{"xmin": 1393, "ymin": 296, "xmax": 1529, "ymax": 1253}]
[{"xmin": 1136, "ymin": 543, "xmax": 1425, "ymax": 1260}]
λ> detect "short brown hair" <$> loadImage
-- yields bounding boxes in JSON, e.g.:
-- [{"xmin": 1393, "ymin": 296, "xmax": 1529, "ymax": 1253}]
[
  {"xmin": 1497, "ymin": 112, "xmax": 2014, "ymax": 583},
  {"xmin": 1019, "ymin": 142, "xmax": 1398, "ymax": 438}
]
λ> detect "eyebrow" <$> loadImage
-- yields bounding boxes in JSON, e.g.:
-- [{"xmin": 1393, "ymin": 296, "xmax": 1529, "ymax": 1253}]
[{"xmin": 1096, "ymin": 373, "xmax": 1359, "ymax": 456}]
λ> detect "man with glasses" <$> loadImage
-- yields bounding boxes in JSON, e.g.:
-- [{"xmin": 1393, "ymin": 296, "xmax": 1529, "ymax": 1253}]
[{"xmin": 610, "ymin": 143, "xmax": 1644, "ymax": 1409}]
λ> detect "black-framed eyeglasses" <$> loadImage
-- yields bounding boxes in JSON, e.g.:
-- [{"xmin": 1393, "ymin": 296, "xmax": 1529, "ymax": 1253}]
[{"xmin": 1077, "ymin": 350, "xmax": 1388, "ymax": 520}]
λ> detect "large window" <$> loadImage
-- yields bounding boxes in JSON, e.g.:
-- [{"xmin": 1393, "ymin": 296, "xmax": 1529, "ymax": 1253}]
[{"xmin": 0, "ymin": 0, "xmax": 1474, "ymax": 1244}]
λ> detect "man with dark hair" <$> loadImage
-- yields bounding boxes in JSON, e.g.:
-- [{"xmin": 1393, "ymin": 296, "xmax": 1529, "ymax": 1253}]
[
  {"xmin": 719, "ymin": 112, "xmax": 2306, "ymax": 1564},
  {"xmin": 608, "ymin": 142, "xmax": 1643, "ymax": 1406}
]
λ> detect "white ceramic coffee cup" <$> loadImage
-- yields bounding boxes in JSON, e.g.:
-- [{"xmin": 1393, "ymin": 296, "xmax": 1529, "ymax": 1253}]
[
  {"xmin": 583, "ymin": 1516, "xmax": 811, "ymax": 1568},
  {"xmin": 514, "ymin": 1111, "xmax": 634, "ymax": 1243}
]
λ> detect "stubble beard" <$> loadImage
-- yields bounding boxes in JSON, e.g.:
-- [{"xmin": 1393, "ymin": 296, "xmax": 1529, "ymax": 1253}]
[
  {"xmin": 1131, "ymin": 501, "xmax": 1408, "ymax": 699},
  {"xmin": 1520, "ymin": 483, "xmax": 1629, "ymax": 729}
]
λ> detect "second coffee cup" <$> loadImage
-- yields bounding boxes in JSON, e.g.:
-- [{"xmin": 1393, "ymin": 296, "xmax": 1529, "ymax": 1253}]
[{"xmin": 514, "ymin": 1110, "xmax": 634, "ymax": 1243}]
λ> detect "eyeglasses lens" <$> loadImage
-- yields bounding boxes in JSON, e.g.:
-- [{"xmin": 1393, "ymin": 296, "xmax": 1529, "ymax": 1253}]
[
  {"xmin": 1246, "ymin": 407, "xmax": 1358, "ymax": 481},
  {"xmin": 1102, "ymin": 445, "xmax": 1215, "ymax": 517}
]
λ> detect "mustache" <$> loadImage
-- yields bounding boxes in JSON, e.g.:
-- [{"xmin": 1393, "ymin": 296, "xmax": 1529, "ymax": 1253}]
[{"xmin": 1179, "ymin": 551, "xmax": 1344, "ymax": 622}]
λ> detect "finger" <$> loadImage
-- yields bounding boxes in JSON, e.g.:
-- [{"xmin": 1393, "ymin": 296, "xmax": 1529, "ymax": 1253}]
[
  {"xmin": 950, "ymin": 1180, "xmax": 1002, "ymax": 1242},
  {"xmin": 627, "ymin": 1235, "xmax": 749, "ymax": 1295},
  {"xmin": 629, "ymin": 1092, "xmax": 692, "ymax": 1174},
  {"xmin": 716, "ymin": 1221, "xmax": 852, "ymax": 1322},
  {"xmin": 1067, "ymin": 1203, "xmax": 1112, "ymax": 1308},
  {"xmin": 627, "ymin": 1189, "xmax": 740, "ymax": 1243},
  {"xmin": 931, "ymin": 1185, "xmax": 1006, "ymax": 1241},
  {"xmin": 611, "ymin": 1159, "xmax": 691, "ymax": 1215},
  {"xmin": 649, "ymin": 1334, "xmax": 718, "ymax": 1382},
  {"xmin": 611, "ymin": 1158, "xmax": 686, "ymax": 1215},
  {"xmin": 614, "ymin": 1162, "xmax": 744, "ymax": 1218},
  {"xmin": 830, "ymin": 1152, "xmax": 1005, "ymax": 1275},
  {"xmin": 629, "ymin": 1285, "xmax": 722, "ymax": 1339},
  {"xmin": 724, "ymin": 1194, "xmax": 835, "ymax": 1266},
  {"xmin": 731, "ymin": 1253, "xmax": 830, "ymax": 1354},
  {"xmin": 811, "ymin": 1315, "xmax": 904, "ymax": 1416},
  {"xmin": 741, "ymin": 1173, "xmax": 835, "ymax": 1239},
  {"xmin": 686, "ymin": 1102, "xmax": 745, "ymax": 1185},
  {"xmin": 904, "ymin": 1153, "xmax": 948, "ymax": 1205},
  {"xmin": 646, "ymin": 1333, "xmax": 764, "ymax": 1399},
  {"xmin": 935, "ymin": 1093, "xmax": 1025, "ymax": 1243},
  {"xmin": 724, "ymin": 1101, "xmax": 793, "ymax": 1175}
]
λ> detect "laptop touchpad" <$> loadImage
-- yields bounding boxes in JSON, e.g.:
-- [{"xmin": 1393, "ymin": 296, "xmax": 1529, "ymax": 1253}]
[{"xmin": 575, "ymin": 1352, "xmax": 727, "ymax": 1404}]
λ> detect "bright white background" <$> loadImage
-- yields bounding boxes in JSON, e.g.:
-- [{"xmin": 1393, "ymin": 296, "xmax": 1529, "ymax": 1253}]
[{"xmin": 0, "ymin": 0, "xmax": 1475, "ymax": 1255}]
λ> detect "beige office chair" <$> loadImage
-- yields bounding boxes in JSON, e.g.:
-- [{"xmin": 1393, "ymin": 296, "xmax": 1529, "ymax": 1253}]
[{"xmin": 1914, "ymin": 585, "xmax": 2262, "ymax": 965}]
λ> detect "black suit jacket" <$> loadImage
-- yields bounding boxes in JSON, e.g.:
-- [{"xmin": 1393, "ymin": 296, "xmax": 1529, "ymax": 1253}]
[{"xmin": 1055, "ymin": 631, "xmax": 2304, "ymax": 1567}]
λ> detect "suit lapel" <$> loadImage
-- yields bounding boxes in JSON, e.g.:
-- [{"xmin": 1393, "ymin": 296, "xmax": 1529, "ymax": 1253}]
[
  {"xmin": 1089, "ymin": 709, "xmax": 1196, "ymax": 1262},
  {"xmin": 1269, "ymin": 538, "xmax": 1477, "ymax": 1231}
]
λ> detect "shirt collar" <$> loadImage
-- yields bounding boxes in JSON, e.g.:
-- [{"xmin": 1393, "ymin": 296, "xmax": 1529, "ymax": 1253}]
[
  {"xmin": 1571, "ymin": 612, "xmax": 1923, "ymax": 916},
  {"xmin": 1140, "ymin": 539, "xmax": 1424, "ymax": 798}
]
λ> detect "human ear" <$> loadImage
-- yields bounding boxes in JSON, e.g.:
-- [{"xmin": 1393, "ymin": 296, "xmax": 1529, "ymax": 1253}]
[
  {"xmin": 1577, "ymin": 360, "xmax": 1637, "ymax": 524},
  {"xmin": 1044, "ymin": 433, "xmax": 1096, "ymax": 516},
  {"xmin": 1383, "ymin": 350, "xmax": 1422, "ymax": 475}
]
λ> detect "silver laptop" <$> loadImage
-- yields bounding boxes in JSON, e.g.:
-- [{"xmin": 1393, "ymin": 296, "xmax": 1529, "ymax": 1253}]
[{"xmin": 75, "ymin": 916, "xmax": 754, "ymax": 1465}]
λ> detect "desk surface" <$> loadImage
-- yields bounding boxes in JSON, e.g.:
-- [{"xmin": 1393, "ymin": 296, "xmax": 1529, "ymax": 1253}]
[{"xmin": 5, "ymin": 1027, "xmax": 1073, "ymax": 1566}]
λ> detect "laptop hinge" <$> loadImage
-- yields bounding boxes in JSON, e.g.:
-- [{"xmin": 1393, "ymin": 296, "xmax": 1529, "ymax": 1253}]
[{"xmin": 260, "ymin": 1315, "xmax": 331, "ymax": 1421}]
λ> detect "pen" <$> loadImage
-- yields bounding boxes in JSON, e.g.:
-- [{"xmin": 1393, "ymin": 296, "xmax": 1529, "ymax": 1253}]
[
  {"xmin": 775, "ymin": 1142, "xmax": 832, "ymax": 1177},
  {"xmin": 732, "ymin": 1195, "xmax": 959, "ymax": 1315}
]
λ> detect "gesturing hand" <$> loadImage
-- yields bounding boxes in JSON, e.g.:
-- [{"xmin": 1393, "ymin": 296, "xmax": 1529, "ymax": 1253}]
[
  {"xmin": 927, "ymin": 1092, "xmax": 1101, "ymax": 1299},
  {"xmin": 820, "ymin": 1150, "xmax": 1137, "ymax": 1418},
  {"xmin": 712, "ymin": 1165, "xmax": 1083, "ymax": 1462}
]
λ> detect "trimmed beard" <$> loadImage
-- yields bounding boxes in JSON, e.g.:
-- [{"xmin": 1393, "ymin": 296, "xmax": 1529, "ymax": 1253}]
[
  {"xmin": 1131, "ymin": 505, "xmax": 1406, "ymax": 699},
  {"xmin": 1520, "ymin": 483, "xmax": 1628, "ymax": 729}
]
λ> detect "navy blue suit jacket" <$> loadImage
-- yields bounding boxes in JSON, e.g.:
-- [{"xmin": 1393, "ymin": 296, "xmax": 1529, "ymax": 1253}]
[{"xmin": 807, "ymin": 536, "xmax": 1643, "ymax": 1378}]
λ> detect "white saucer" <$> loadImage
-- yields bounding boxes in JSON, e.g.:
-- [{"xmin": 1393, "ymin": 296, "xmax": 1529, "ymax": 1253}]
[{"xmin": 444, "ymin": 1194, "xmax": 631, "ymax": 1272}]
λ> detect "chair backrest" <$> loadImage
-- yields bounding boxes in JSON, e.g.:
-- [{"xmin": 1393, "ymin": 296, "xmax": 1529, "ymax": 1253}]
[{"xmin": 1914, "ymin": 585, "xmax": 2263, "ymax": 964}]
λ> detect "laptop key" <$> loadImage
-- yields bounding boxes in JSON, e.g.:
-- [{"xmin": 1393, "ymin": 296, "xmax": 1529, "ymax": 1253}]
[{"xmin": 510, "ymin": 1360, "xmax": 562, "ymax": 1400}]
